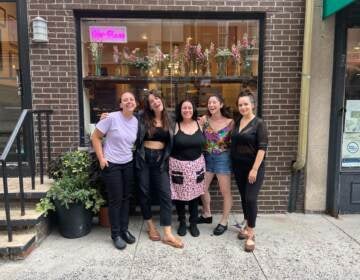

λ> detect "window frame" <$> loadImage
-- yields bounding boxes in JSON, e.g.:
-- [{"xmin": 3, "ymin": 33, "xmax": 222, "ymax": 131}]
[{"xmin": 75, "ymin": 10, "xmax": 265, "ymax": 146}]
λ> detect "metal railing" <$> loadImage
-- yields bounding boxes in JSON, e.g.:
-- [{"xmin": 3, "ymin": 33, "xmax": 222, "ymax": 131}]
[{"xmin": 0, "ymin": 109, "xmax": 53, "ymax": 242}]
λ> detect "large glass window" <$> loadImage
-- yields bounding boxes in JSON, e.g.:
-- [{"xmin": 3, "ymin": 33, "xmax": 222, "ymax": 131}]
[
  {"xmin": 0, "ymin": 2, "xmax": 19, "ymax": 151},
  {"xmin": 80, "ymin": 18, "xmax": 260, "ymax": 136}
]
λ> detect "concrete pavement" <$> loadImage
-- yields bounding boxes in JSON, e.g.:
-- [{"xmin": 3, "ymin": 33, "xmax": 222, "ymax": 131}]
[{"xmin": 0, "ymin": 213, "xmax": 359, "ymax": 280}]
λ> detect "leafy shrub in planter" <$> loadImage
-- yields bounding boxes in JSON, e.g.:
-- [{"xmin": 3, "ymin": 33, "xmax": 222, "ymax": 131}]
[{"xmin": 37, "ymin": 150, "xmax": 105, "ymax": 216}]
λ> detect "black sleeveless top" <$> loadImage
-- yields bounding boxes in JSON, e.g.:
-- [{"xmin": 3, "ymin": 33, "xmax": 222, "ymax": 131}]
[
  {"xmin": 171, "ymin": 122, "xmax": 205, "ymax": 161},
  {"xmin": 144, "ymin": 127, "xmax": 170, "ymax": 143}
]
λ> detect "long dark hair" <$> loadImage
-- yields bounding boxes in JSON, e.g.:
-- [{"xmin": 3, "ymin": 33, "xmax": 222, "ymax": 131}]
[
  {"xmin": 206, "ymin": 94, "xmax": 232, "ymax": 118},
  {"xmin": 143, "ymin": 90, "xmax": 170, "ymax": 135},
  {"xmin": 175, "ymin": 99, "xmax": 198, "ymax": 123}
]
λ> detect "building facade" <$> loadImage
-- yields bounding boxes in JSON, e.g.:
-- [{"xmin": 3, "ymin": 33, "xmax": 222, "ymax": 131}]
[{"xmin": 1, "ymin": 0, "xmax": 307, "ymax": 213}]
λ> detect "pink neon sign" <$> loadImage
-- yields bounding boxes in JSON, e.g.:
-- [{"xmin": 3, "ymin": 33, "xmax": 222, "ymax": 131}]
[{"xmin": 89, "ymin": 26, "xmax": 128, "ymax": 43}]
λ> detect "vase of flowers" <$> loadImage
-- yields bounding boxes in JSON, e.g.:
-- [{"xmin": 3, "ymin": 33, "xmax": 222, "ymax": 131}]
[
  {"xmin": 215, "ymin": 48, "xmax": 232, "ymax": 77},
  {"xmin": 113, "ymin": 45, "xmax": 121, "ymax": 76},
  {"xmin": 204, "ymin": 42, "xmax": 215, "ymax": 76},
  {"xmin": 195, "ymin": 43, "xmax": 205, "ymax": 76},
  {"xmin": 134, "ymin": 56, "xmax": 152, "ymax": 76},
  {"xmin": 231, "ymin": 41, "xmax": 242, "ymax": 77},
  {"xmin": 184, "ymin": 37, "xmax": 197, "ymax": 76},
  {"xmin": 240, "ymin": 33, "xmax": 256, "ymax": 76},
  {"xmin": 89, "ymin": 42, "xmax": 103, "ymax": 76}
]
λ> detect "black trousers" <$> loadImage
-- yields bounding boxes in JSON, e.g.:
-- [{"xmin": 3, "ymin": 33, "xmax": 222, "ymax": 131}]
[
  {"xmin": 102, "ymin": 161, "xmax": 133, "ymax": 239},
  {"xmin": 175, "ymin": 197, "xmax": 199, "ymax": 224},
  {"xmin": 233, "ymin": 163, "xmax": 265, "ymax": 228},
  {"xmin": 137, "ymin": 148, "xmax": 172, "ymax": 226}
]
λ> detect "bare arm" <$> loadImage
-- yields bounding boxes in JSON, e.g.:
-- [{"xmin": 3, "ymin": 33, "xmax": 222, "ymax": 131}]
[{"xmin": 91, "ymin": 128, "xmax": 109, "ymax": 170}]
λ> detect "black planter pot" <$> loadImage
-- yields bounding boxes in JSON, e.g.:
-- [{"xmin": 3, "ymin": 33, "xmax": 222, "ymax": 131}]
[{"xmin": 54, "ymin": 200, "xmax": 93, "ymax": 239}]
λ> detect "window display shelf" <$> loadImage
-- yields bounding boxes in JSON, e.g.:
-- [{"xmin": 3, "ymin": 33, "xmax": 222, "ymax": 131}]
[{"xmin": 83, "ymin": 75, "xmax": 256, "ymax": 85}]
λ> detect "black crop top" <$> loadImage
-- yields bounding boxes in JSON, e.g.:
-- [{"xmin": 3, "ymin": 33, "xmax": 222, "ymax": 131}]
[
  {"xmin": 230, "ymin": 117, "xmax": 268, "ymax": 167},
  {"xmin": 171, "ymin": 122, "xmax": 205, "ymax": 161},
  {"xmin": 144, "ymin": 127, "xmax": 170, "ymax": 143}
]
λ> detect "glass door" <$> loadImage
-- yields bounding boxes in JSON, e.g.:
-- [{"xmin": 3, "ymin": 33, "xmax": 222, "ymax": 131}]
[
  {"xmin": 0, "ymin": 2, "xmax": 19, "ymax": 151},
  {"xmin": 339, "ymin": 27, "xmax": 360, "ymax": 213}
]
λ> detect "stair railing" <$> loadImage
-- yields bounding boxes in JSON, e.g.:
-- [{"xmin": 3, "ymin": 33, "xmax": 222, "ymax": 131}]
[{"xmin": 0, "ymin": 109, "xmax": 53, "ymax": 242}]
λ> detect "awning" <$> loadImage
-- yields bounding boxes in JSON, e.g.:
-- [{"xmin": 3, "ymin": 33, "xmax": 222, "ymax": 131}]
[{"xmin": 323, "ymin": 0, "xmax": 356, "ymax": 18}]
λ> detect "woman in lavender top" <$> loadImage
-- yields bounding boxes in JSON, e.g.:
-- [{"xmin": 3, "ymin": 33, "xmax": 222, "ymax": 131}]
[
  {"xmin": 92, "ymin": 92, "xmax": 138, "ymax": 250},
  {"xmin": 198, "ymin": 94, "xmax": 234, "ymax": 236}
]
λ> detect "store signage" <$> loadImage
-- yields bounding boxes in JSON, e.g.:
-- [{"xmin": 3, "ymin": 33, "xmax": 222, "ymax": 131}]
[{"xmin": 89, "ymin": 26, "xmax": 127, "ymax": 43}]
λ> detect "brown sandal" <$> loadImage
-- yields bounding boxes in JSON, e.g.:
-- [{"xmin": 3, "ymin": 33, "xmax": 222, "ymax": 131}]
[
  {"xmin": 162, "ymin": 237, "xmax": 184, "ymax": 249},
  {"xmin": 244, "ymin": 234, "xmax": 255, "ymax": 252},
  {"xmin": 147, "ymin": 228, "xmax": 161, "ymax": 241}
]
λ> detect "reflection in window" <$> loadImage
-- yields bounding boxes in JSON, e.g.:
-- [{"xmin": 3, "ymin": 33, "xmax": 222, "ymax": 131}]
[{"xmin": 81, "ymin": 18, "xmax": 260, "ymax": 135}]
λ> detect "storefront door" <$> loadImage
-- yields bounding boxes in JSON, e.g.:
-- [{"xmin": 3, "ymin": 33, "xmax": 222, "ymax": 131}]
[
  {"xmin": 339, "ymin": 27, "xmax": 360, "ymax": 213},
  {"xmin": 0, "ymin": 1, "xmax": 20, "ymax": 151},
  {"xmin": 327, "ymin": 3, "xmax": 360, "ymax": 215}
]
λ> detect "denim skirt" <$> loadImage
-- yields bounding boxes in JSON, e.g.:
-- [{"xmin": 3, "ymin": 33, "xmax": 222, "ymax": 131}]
[{"xmin": 204, "ymin": 151, "xmax": 232, "ymax": 175}]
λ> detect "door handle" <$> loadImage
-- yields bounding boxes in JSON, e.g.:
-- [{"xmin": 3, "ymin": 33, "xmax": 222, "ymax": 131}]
[{"xmin": 16, "ymin": 69, "xmax": 22, "ymax": 96}]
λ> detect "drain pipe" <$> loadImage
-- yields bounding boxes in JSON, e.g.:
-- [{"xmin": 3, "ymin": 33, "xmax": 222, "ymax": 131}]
[{"xmin": 289, "ymin": 0, "xmax": 314, "ymax": 211}]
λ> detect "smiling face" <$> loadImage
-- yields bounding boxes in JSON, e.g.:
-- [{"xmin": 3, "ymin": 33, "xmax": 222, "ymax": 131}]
[
  {"xmin": 181, "ymin": 101, "xmax": 194, "ymax": 120},
  {"xmin": 148, "ymin": 93, "xmax": 164, "ymax": 113},
  {"xmin": 237, "ymin": 95, "xmax": 254, "ymax": 117},
  {"xmin": 120, "ymin": 92, "xmax": 137, "ymax": 113},
  {"xmin": 207, "ymin": 96, "xmax": 223, "ymax": 116}
]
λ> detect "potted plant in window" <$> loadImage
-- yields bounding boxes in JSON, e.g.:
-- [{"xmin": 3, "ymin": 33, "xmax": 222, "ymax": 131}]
[
  {"xmin": 215, "ymin": 48, "xmax": 233, "ymax": 77},
  {"xmin": 37, "ymin": 150, "xmax": 105, "ymax": 238}
]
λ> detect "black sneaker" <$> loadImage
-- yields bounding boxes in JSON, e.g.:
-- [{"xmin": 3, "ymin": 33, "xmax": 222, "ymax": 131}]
[
  {"xmin": 113, "ymin": 236, "xmax": 127, "ymax": 250},
  {"xmin": 213, "ymin": 224, "xmax": 228, "ymax": 236},
  {"xmin": 197, "ymin": 215, "xmax": 213, "ymax": 224},
  {"xmin": 189, "ymin": 223, "xmax": 200, "ymax": 237},
  {"xmin": 121, "ymin": 230, "xmax": 136, "ymax": 244},
  {"xmin": 177, "ymin": 221, "xmax": 187, "ymax": 236}
]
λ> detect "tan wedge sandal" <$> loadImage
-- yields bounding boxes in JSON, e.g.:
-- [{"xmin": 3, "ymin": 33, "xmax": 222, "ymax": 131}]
[{"xmin": 244, "ymin": 234, "xmax": 255, "ymax": 252}]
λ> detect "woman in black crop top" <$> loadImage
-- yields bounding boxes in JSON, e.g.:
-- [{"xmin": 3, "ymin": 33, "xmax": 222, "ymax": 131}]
[
  {"xmin": 136, "ymin": 90, "xmax": 184, "ymax": 249},
  {"xmin": 169, "ymin": 99, "xmax": 206, "ymax": 237},
  {"xmin": 231, "ymin": 90, "xmax": 268, "ymax": 252}
]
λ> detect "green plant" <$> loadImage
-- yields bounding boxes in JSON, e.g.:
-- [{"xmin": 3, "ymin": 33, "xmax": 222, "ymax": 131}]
[
  {"xmin": 48, "ymin": 150, "xmax": 90, "ymax": 179},
  {"xmin": 37, "ymin": 150, "xmax": 105, "ymax": 216},
  {"xmin": 132, "ymin": 56, "xmax": 152, "ymax": 70}
]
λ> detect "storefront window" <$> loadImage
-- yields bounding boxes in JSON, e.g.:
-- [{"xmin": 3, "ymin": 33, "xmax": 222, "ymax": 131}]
[{"xmin": 80, "ymin": 18, "xmax": 260, "ymax": 135}]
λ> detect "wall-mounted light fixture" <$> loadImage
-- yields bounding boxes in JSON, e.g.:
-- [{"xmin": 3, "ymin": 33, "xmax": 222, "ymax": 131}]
[{"xmin": 32, "ymin": 16, "xmax": 48, "ymax": 43}]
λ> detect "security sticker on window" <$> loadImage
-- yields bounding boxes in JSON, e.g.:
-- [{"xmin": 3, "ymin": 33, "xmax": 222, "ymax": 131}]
[{"xmin": 342, "ymin": 132, "xmax": 360, "ymax": 167}]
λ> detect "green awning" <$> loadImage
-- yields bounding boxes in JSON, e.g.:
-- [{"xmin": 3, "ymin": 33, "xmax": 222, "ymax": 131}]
[{"xmin": 323, "ymin": 0, "xmax": 355, "ymax": 18}]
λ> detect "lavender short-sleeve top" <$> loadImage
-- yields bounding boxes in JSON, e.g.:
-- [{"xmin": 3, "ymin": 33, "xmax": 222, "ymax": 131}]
[{"xmin": 96, "ymin": 111, "xmax": 138, "ymax": 164}]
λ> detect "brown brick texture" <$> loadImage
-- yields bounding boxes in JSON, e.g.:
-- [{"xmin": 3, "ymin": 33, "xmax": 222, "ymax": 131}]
[{"xmin": 28, "ymin": 0, "xmax": 305, "ymax": 213}]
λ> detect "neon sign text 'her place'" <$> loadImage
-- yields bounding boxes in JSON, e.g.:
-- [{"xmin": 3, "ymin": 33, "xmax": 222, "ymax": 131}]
[{"xmin": 89, "ymin": 26, "xmax": 128, "ymax": 43}]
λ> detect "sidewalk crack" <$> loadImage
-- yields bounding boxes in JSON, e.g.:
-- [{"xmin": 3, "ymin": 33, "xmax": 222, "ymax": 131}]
[
  {"xmin": 253, "ymin": 252, "xmax": 269, "ymax": 280},
  {"xmin": 321, "ymin": 215, "xmax": 360, "ymax": 246},
  {"xmin": 128, "ymin": 219, "xmax": 144, "ymax": 280}
]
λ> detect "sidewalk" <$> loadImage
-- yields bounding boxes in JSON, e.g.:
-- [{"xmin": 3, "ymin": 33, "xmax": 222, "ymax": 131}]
[{"xmin": 0, "ymin": 213, "xmax": 359, "ymax": 280}]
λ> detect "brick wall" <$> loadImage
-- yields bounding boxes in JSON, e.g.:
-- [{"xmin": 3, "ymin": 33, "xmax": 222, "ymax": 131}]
[{"xmin": 27, "ymin": 0, "xmax": 305, "ymax": 213}]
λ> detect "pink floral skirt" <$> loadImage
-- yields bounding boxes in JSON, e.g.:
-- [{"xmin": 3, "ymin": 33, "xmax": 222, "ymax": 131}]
[{"xmin": 169, "ymin": 155, "xmax": 206, "ymax": 201}]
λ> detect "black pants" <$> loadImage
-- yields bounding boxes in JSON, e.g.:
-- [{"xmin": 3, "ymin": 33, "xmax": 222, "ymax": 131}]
[
  {"xmin": 138, "ymin": 148, "xmax": 172, "ymax": 226},
  {"xmin": 175, "ymin": 197, "xmax": 199, "ymax": 224},
  {"xmin": 102, "ymin": 161, "xmax": 133, "ymax": 239},
  {"xmin": 233, "ymin": 163, "xmax": 265, "ymax": 228}
]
